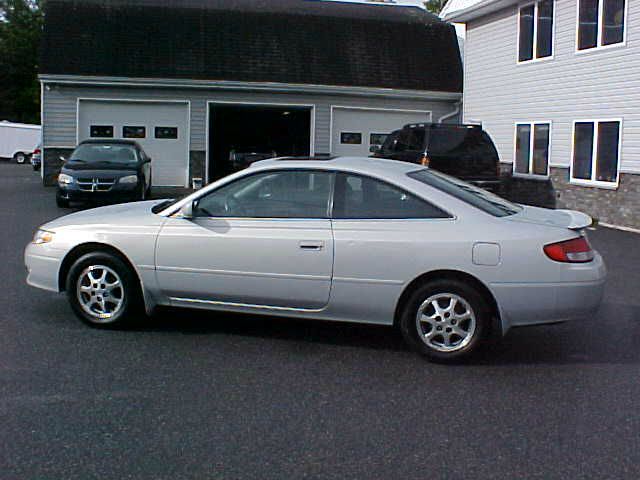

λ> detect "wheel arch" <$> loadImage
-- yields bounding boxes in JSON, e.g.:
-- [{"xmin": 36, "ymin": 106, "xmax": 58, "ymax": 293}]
[
  {"xmin": 393, "ymin": 269, "xmax": 503, "ymax": 337},
  {"xmin": 58, "ymin": 242, "xmax": 142, "ymax": 295}
]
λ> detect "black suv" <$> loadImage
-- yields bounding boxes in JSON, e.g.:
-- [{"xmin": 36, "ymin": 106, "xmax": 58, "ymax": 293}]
[
  {"xmin": 56, "ymin": 140, "xmax": 152, "ymax": 208},
  {"xmin": 371, "ymin": 123, "xmax": 501, "ymax": 191}
]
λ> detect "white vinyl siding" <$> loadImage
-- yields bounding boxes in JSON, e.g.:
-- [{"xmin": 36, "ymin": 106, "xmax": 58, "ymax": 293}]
[
  {"xmin": 514, "ymin": 122, "xmax": 551, "ymax": 176},
  {"xmin": 518, "ymin": 0, "xmax": 555, "ymax": 63},
  {"xmin": 570, "ymin": 119, "xmax": 622, "ymax": 187},
  {"xmin": 463, "ymin": 0, "xmax": 640, "ymax": 177}
]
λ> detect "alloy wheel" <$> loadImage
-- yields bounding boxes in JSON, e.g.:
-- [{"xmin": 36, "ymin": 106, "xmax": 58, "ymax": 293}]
[
  {"xmin": 416, "ymin": 293, "xmax": 477, "ymax": 353},
  {"xmin": 76, "ymin": 265, "xmax": 125, "ymax": 322}
]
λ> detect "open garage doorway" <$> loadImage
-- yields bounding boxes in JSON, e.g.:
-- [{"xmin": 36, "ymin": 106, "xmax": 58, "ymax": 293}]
[{"xmin": 208, "ymin": 103, "xmax": 313, "ymax": 182}]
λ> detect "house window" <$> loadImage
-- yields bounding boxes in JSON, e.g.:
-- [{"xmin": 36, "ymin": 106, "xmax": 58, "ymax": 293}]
[
  {"xmin": 90, "ymin": 125, "xmax": 114, "ymax": 138},
  {"xmin": 571, "ymin": 120, "xmax": 621, "ymax": 185},
  {"xmin": 123, "ymin": 126, "xmax": 146, "ymax": 139},
  {"xmin": 518, "ymin": 0, "xmax": 554, "ymax": 62},
  {"xmin": 514, "ymin": 123, "xmax": 550, "ymax": 176},
  {"xmin": 578, "ymin": 0, "xmax": 625, "ymax": 51}
]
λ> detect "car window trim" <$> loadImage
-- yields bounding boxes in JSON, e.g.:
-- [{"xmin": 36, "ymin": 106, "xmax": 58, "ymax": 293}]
[
  {"xmin": 192, "ymin": 168, "xmax": 336, "ymax": 220},
  {"xmin": 330, "ymin": 171, "xmax": 454, "ymax": 221}
]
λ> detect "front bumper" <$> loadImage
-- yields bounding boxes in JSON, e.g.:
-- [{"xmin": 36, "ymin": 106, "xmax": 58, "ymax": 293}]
[
  {"xmin": 57, "ymin": 182, "xmax": 140, "ymax": 204},
  {"xmin": 24, "ymin": 242, "xmax": 63, "ymax": 292},
  {"xmin": 490, "ymin": 252, "xmax": 607, "ymax": 332}
]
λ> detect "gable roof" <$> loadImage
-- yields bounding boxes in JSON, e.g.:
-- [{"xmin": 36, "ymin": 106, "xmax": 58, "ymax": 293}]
[
  {"xmin": 40, "ymin": 0, "xmax": 462, "ymax": 93},
  {"xmin": 441, "ymin": 0, "xmax": 517, "ymax": 22}
]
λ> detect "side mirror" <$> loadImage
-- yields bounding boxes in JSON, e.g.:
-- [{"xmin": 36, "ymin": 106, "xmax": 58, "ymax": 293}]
[
  {"xmin": 178, "ymin": 201, "xmax": 195, "ymax": 220},
  {"xmin": 59, "ymin": 156, "xmax": 66, "ymax": 162}
]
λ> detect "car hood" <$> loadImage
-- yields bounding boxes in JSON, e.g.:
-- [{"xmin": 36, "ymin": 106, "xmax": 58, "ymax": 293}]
[
  {"xmin": 506, "ymin": 205, "xmax": 593, "ymax": 230},
  {"xmin": 62, "ymin": 161, "xmax": 138, "ymax": 173},
  {"xmin": 43, "ymin": 200, "xmax": 168, "ymax": 230}
]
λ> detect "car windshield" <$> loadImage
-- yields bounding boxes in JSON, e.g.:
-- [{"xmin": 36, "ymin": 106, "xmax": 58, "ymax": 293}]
[
  {"xmin": 407, "ymin": 168, "xmax": 521, "ymax": 217},
  {"xmin": 70, "ymin": 144, "xmax": 139, "ymax": 164}
]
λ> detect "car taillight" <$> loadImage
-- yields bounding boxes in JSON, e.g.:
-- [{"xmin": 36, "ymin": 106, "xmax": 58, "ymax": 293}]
[
  {"xmin": 544, "ymin": 236, "xmax": 594, "ymax": 263},
  {"xmin": 33, "ymin": 148, "xmax": 41, "ymax": 155}
]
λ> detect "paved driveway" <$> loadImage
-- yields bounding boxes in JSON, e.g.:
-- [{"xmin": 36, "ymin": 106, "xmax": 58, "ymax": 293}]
[{"xmin": 2, "ymin": 163, "xmax": 640, "ymax": 479}]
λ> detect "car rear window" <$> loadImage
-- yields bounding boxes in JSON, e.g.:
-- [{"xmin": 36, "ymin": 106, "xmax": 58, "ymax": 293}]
[{"xmin": 407, "ymin": 169, "xmax": 521, "ymax": 217}]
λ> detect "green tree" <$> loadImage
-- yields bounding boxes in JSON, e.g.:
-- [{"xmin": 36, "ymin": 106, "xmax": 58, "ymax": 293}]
[
  {"xmin": 424, "ymin": 0, "xmax": 448, "ymax": 15},
  {"xmin": 0, "ymin": 0, "xmax": 43, "ymax": 124}
]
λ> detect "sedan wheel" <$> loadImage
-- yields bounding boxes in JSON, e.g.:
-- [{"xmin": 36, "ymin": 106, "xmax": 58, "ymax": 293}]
[
  {"xmin": 416, "ymin": 293, "xmax": 476, "ymax": 353},
  {"xmin": 66, "ymin": 252, "xmax": 142, "ymax": 328},
  {"xmin": 400, "ymin": 279, "xmax": 488, "ymax": 362}
]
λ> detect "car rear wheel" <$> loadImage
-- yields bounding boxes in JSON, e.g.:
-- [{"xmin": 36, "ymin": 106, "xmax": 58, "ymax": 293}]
[
  {"xmin": 66, "ymin": 252, "xmax": 143, "ymax": 328},
  {"xmin": 14, "ymin": 152, "xmax": 27, "ymax": 164},
  {"xmin": 399, "ymin": 279, "xmax": 488, "ymax": 362}
]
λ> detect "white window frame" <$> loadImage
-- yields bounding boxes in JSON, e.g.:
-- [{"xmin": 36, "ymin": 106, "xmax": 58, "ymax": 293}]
[
  {"xmin": 517, "ymin": 0, "xmax": 555, "ymax": 64},
  {"xmin": 570, "ymin": 118, "xmax": 623, "ymax": 189},
  {"xmin": 513, "ymin": 121, "xmax": 552, "ymax": 178},
  {"xmin": 575, "ymin": 0, "xmax": 628, "ymax": 54}
]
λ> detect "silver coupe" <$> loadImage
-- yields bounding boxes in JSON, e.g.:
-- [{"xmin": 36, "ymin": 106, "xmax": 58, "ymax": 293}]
[{"xmin": 25, "ymin": 157, "xmax": 606, "ymax": 361}]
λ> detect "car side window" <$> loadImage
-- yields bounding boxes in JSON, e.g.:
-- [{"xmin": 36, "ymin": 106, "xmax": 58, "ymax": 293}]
[
  {"xmin": 194, "ymin": 170, "xmax": 333, "ymax": 219},
  {"xmin": 332, "ymin": 173, "xmax": 450, "ymax": 219}
]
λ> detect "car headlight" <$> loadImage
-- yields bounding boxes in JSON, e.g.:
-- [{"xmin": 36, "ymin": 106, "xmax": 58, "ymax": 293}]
[
  {"xmin": 33, "ymin": 229, "xmax": 55, "ymax": 245},
  {"xmin": 119, "ymin": 175, "xmax": 138, "ymax": 184},
  {"xmin": 57, "ymin": 173, "xmax": 73, "ymax": 185}
]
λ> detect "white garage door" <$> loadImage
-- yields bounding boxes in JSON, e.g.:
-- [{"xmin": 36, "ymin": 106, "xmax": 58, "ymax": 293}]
[
  {"xmin": 331, "ymin": 107, "xmax": 431, "ymax": 157},
  {"xmin": 78, "ymin": 100, "xmax": 189, "ymax": 186}
]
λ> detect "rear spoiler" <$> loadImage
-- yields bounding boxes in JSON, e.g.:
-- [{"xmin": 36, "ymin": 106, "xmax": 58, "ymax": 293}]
[{"xmin": 557, "ymin": 209, "xmax": 593, "ymax": 230}]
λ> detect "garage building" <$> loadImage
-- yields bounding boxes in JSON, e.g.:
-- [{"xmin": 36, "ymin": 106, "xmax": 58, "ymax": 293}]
[{"xmin": 39, "ymin": 0, "xmax": 463, "ymax": 187}]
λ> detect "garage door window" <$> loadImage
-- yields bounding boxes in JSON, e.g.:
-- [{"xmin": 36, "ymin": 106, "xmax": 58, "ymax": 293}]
[
  {"xmin": 370, "ymin": 133, "xmax": 388, "ymax": 147},
  {"xmin": 195, "ymin": 170, "xmax": 333, "ymax": 218},
  {"xmin": 123, "ymin": 126, "xmax": 146, "ymax": 139},
  {"xmin": 155, "ymin": 127, "xmax": 178, "ymax": 139},
  {"xmin": 341, "ymin": 132, "xmax": 362, "ymax": 145},
  {"xmin": 90, "ymin": 125, "xmax": 114, "ymax": 138},
  {"xmin": 332, "ymin": 173, "xmax": 450, "ymax": 219}
]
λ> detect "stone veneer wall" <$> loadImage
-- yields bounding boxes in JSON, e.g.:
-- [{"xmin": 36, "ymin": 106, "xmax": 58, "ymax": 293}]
[
  {"xmin": 43, "ymin": 147, "xmax": 74, "ymax": 186},
  {"xmin": 551, "ymin": 167, "xmax": 640, "ymax": 230}
]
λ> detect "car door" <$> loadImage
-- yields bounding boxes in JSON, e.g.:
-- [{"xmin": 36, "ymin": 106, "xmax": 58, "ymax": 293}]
[
  {"xmin": 329, "ymin": 172, "xmax": 453, "ymax": 321},
  {"xmin": 155, "ymin": 169, "xmax": 334, "ymax": 310}
]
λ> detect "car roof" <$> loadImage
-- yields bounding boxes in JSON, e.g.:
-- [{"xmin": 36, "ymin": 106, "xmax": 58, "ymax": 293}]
[{"xmin": 250, "ymin": 156, "xmax": 424, "ymax": 179}]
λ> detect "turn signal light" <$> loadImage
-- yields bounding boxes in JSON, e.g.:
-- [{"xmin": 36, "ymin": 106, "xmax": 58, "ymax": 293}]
[
  {"xmin": 544, "ymin": 237, "xmax": 594, "ymax": 263},
  {"xmin": 420, "ymin": 154, "xmax": 430, "ymax": 166}
]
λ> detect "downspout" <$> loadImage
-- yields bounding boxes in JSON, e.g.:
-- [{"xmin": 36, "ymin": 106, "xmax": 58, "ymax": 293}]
[{"xmin": 437, "ymin": 101, "xmax": 462, "ymax": 123}]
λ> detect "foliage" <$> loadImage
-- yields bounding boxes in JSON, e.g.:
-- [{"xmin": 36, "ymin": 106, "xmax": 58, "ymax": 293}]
[
  {"xmin": 424, "ymin": 0, "xmax": 448, "ymax": 15},
  {"xmin": 0, "ymin": 0, "xmax": 43, "ymax": 124}
]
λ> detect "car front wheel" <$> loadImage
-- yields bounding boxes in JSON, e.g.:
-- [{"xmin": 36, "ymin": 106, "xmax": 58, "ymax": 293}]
[
  {"xmin": 66, "ymin": 252, "xmax": 143, "ymax": 328},
  {"xmin": 399, "ymin": 279, "xmax": 488, "ymax": 362}
]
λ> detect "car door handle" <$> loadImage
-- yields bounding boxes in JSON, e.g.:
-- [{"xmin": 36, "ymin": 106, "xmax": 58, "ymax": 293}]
[{"xmin": 299, "ymin": 241, "xmax": 324, "ymax": 251}]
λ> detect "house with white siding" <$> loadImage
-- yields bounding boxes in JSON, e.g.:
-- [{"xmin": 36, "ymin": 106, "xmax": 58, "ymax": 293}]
[{"xmin": 442, "ymin": 0, "xmax": 639, "ymax": 230}]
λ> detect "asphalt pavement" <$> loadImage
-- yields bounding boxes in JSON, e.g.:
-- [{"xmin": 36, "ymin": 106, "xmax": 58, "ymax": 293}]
[{"xmin": 1, "ymin": 162, "xmax": 640, "ymax": 479}]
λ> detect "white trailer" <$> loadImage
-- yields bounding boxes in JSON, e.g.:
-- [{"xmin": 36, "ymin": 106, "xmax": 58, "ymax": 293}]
[{"xmin": 0, "ymin": 121, "xmax": 41, "ymax": 163}]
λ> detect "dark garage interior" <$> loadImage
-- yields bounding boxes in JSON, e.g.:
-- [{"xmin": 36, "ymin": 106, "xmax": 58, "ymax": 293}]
[{"xmin": 208, "ymin": 104, "xmax": 312, "ymax": 181}]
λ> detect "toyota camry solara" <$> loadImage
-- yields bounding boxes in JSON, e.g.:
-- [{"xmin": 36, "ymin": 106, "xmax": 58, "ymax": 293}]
[{"xmin": 25, "ymin": 157, "xmax": 606, "ymax": 361}]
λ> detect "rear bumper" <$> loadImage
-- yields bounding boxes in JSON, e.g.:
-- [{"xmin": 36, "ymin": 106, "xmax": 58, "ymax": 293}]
[{"xmin": 491, "ymin": 252, "xmax": 607, "ymax": 332}]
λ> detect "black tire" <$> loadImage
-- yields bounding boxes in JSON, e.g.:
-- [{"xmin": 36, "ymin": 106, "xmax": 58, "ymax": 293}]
[
  {"xmin": 56, "ymin": 194, "xmax": 70, "ymax": 208},
  {"xmin": 33, "ymin": 164, "xmax": 40, "ymax": 171},
  {"xmin": 13, "ymin": 152, "xmax": 27, "ymax": 164},
  {"xmin": 139, "ymin": 182, "xmax": 146, "ymax": 201},
  {"xmin": 65, "ymin": 252, "xmax": 143, "ymax": 328},
  {"xmin": 399, "ymin": 279, "xmax": 489, "ymax": 362}
]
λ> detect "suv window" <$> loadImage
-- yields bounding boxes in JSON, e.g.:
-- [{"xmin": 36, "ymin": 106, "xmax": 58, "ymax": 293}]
[
  {"xmin": 195, "ymin": 170, "xmax": 332, "ymax": 218},
  {"xmin": 382, "ymin": 128, "xmax": 426, "ymax": 153},
  {"xmin": 332, "ymin": 173, "xmax": 450, "ymax": 219}
]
